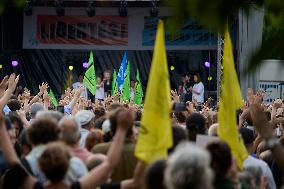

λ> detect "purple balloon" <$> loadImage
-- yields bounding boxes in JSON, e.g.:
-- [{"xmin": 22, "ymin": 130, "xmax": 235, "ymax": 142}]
[
  {"xmin": 83, "ymin": 62, "xmax": 88, "ymax": 68},
  {"xmin": 204, "ymin": 61, "xmax": 210, "ymax": 68},
  {"xmin": 12, "ymin": 60, "xmax": 19, "ymax": 67}
]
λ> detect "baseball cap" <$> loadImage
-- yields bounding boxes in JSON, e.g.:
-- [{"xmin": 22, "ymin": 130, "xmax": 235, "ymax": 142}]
[{"xmin": 75, "ymin": 110, "xmax": 95, "ymax": 126}]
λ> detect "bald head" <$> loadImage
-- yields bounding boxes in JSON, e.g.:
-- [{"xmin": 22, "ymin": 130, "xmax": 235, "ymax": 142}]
[{"xmin": 59, "ymin": 117, "xmax": 80, "ymax": 146}]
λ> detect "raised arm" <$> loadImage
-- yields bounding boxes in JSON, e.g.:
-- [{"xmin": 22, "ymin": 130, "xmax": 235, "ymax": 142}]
[
  {"xmin": 0, "ymin": 74, "xmax": 19, "ymax": 111},
  {"xmin": 68, "ymin": 88, "xmax": 83, "ymax": 111},
  {"xmin": 121, "ymin": 161, "xmax": 147, "ymax": 189},
  {"xmin": 250, "ymin": 102, "xmax": 284, "ymax": 171},
  {"xmin": 80, "ymin": 108, "xmax": 134, "ymax": 189},
  {"xmin": 43, "ymin": 90, "xmax": 50, "ymax": 110},
  {"xmin": 0, "ymin": 113, "xmax": 36, "ymax": 189},
  {"xmin": 0, "ymin": 76, "xmax": 8, "ymax": 98},
  {"xmin": 28, "ymin": 83, "xmax": 48, "ymax": 107},
  {"xmin": 17, "ymin": 110, "xmax": 30, "ymax": 128},
  {"xmin": 0, "ymin": 114, "xmax": 19, "ymax": 165}
]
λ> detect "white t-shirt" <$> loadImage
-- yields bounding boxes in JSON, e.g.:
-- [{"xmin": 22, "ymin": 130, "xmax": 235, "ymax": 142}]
[
  {"xmin": 72, "ymin": 82, "xmax": 88, "ymax": 100},
  {"xmin": 244, "ymin": 156, "xmax": 276, "ymax": 189},
  {"xmin": 95, "ymin": 83, "xmax": 105, "ymax": 100},
  {"xmin": 192, "ymin": 82, "xmax": 204, "ymax": 103}
]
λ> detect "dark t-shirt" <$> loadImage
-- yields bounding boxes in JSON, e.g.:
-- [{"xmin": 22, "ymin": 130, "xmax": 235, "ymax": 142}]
[
  {"xmin": 183, "ymin": 81, "xmax": 194, "ymax": 102},
  {"xmin": 2, "ymin": 163, "xmax": 80, "ymax": 189},
  {"xmin": 104, "ymin": 80, "xmax": 112, "ymax": 95}
]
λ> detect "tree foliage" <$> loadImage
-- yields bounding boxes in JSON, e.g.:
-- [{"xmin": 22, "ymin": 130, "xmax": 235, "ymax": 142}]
[
  {"xmin": 167, "ymin": 0, "xmax": 284, "ymax": 73},
  {"xmin": 0, "ymin": 0, "xmax": 25, "ymax": 13}
]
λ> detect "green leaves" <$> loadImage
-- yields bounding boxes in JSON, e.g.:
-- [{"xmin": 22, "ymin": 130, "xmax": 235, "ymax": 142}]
[
  {"xmin": 0, "ymin": 0, "xmax": 25, "ymax": 14},
  {"xmin": 167, "ymin": 0, "xmax": 284, "ymax": 72},
  {"xmin": 167, "ymin": 0, "xmax": 263, "ymax": 33}
]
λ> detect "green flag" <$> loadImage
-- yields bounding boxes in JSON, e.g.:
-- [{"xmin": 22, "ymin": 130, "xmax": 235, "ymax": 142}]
[
  {"xmin": 121, "ymin": 61, "xmax": 130, "ymax": 102},
  {"xmin": 133, "ymin": 69, "xmax": 143, "ymax": 105},
  {"xmin": 111, "ymin": 70, "xmax": 118, "ymax": 96},
  {"xmin": 83, "ymin": 51, "xmax": 96, "ymax": 95},
  {"xmin": 48, "ymin": 89, "xmax": 58, "ymax": 107}
]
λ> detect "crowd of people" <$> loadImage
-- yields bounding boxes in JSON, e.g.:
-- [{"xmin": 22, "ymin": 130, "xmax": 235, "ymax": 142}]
[{"xmin": 0, "ymin": 73, "xmax": 284, "ymax": 189}]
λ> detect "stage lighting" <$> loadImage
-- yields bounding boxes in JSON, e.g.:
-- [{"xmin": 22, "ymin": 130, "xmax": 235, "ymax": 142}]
[
  {"xmin": 119, "ymin": 0, "xmax": 128, "ymax": 17},
  {"xmin": 150, "ymin": 0, "xmax": 158, "ymax": 17},
  {"xmin": 170, "ymin": 66, "xmax": 175, "ymax": 71},
  {"xmin": 204, "ymin": 61, "xmax": 210, "ymax": 68},
  {"xmin": 0, "ymin": 64, "xmax": 3, "ymax": 69},
  {"xmin": 83, "ymin": 62, "xmax": 88, "ymax": 69},
  {"xmin": 55, "ymin": 0, "xmax": 65, "ymax": 17},
  {"xmin": 68, "ymin": 65, "xmax": 74, "ymax": 71},
  {"xmin": 24, "ymin": 0, "xmax": 33, "ymax": 16},
  {"xmin": 86, "ymin": 1, "xmax": 96, "ymax": 17},
  {"xmin": 12, "ymin": 60, "xmax": 19, "ymax": 67}
]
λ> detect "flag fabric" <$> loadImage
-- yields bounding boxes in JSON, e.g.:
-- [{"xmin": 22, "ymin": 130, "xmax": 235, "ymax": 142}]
[
  {"xmin": 133, "ymin": 69, "xmax": 143, "ymax": 105},
  {"xmin": 111, "ymin": 70, "xmax": 118, "ymax": 96},
  {"xmin": 117, "ymin": 52, "xmax": 128, "ymax": 92},
  {"xmin": 135, "ymin": 20, "xmax": 173, "ymax": 164},
  {"xmin": 48, "ymin": 89, "xmax": 58, "ymax": 107},
  {"xmin": 217, "ymin": 26, "xmax": 248, "ymax": 169},
  {"xmin": 121, "ymin": 61, "xmax": 131, "ymax": 102},
  {"xmin": 83, "ymin": 51, "xmax": 96, "ymax": 95}
]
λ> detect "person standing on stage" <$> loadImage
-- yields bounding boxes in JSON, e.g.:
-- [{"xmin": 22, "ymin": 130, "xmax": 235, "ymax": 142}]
[
  {"xmin": 179, "ymin": 73, "xmax": 194, "ymax": 103},
  {"xmin": 190, "ymin": 73, "xmax": 204, "ymax": 103},
  {"xmin": 95, "ymin": 76, "xmax": 105, "ymax": 101},
  {"xmin": 103, "ymin": 70, "xmax": 112, "ymax": 97},
  {"xmin": 72, "ymin": 74, "xmax": 88, "ymax": 100}
]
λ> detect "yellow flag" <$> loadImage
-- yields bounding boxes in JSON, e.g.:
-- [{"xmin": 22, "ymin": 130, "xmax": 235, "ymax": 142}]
[
  {"xmin": 135, "ymin": 20, "xmax": 173, "ymax": 164},
  {"xmin": 217, "ymin": 26, "xmax": 248, "ymax": 169}
]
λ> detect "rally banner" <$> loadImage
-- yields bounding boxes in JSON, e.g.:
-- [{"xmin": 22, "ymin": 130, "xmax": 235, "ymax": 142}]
[
  {"xmin": 23, "ymin": 7, "xmax": 218, "ymax": 50},
  {"xmin": 36, "ymin": 15, "xmax": 128, "ymax": 45}
]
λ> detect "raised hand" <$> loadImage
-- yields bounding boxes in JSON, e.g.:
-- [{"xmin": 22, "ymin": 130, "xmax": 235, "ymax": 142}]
[
  {"xmin": 7, "ymin": 74, "xmax": 20, "ymax": 92},
  {"xmin": 0, "ymin": 76, "xmax": 8, "ymax": 90},
  {"xmin": 74, "ymin": 87, "xmax": 84, "ymax": 97},
  {"xmin": 117, "ymin": 109, "xmax": 135, "ymax": 130},
  {"xmin": 250, "ymin": 103, "xmax": 274, "ymax": 140},
  {"xmin": 247, "ymin": 88, "xmax": 255, "ymax": 105},
  {"xmin": 171, "ymin": 89, "xmax": 180, "ymax": 103},
  {"xmin": 39, "ymin": 82, "xmax": 48, "ymax": 94}
]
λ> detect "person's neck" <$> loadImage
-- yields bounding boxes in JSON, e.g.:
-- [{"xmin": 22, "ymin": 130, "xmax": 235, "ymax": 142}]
[
  {"xmin": 246, "ymin": 145, "xmax": 254, "ymax": 155},
  {"xmin": 45, "ymin": 181, "xmax": 68, "ymax": 189}
]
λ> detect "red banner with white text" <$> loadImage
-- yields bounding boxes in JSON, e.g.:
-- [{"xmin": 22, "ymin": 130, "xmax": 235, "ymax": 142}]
[{"xmin": 36, "ymin": 15, "xmax": 128, "ymax": 45}]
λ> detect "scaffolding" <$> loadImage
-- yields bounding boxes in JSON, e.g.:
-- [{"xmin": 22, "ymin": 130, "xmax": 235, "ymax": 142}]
[{"xmin": 216, "ymin": 34, "xmax": 224, "ymax": 101}]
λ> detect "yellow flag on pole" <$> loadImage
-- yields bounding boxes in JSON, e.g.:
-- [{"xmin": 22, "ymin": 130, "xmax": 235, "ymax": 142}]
[
  {"xmin": 217, "ymin": 26, "xmax": 248, "ymax": 169},
  {"xmin": 135, "ymin": 20, "xmax": 173, "ymax": 164}
]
